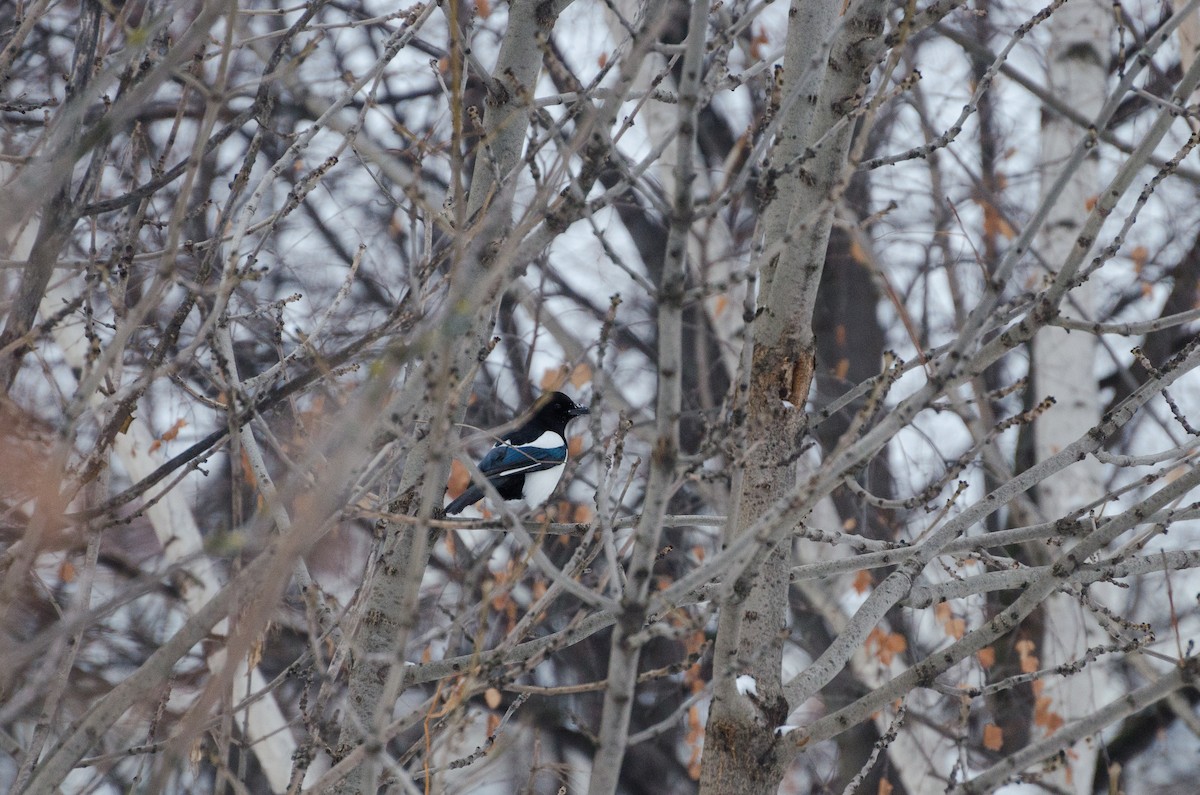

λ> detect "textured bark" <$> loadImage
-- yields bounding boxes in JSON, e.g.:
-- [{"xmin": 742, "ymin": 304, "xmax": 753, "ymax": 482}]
[
  {"xmin": 587, "ymin": 1, "xmax": 707, "ymax": 792},
  {"xmin": 331, "ymin": 4, "xmax": 575, "ymax": 792},
  {"xmin": 698, "ymin": 1, "xmax": 887, "ymax": 793},
  {"xmin": 1029, "ymin": 3, "xmax": 1112, "ymax": 793}
]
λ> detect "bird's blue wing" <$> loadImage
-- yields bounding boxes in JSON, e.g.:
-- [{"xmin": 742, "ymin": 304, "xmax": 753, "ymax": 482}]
[{"xmin": 477, "ymin": 442, "xmax": 566, "ymax": 476}]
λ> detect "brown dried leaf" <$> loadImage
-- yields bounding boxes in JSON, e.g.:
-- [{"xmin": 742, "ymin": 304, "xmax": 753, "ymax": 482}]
[
  {"xmin": 1016, "ymin": 638, "xmax": 1039, "ymax": 673},
  {"xmin": 569, "ymin": 362, "xmax": 592, "ymax": 388},
  {"xmin": 568, "ymin": 434, "xmax": 585, "ymax": 457},
  {"xmin": 447, "ymin": 459, "xmax": 470, "ymax": 499},
  {"xmin": 983, "ymin": 723, "xmax": 1004, "ymax": 751},
  {"xmin": 1130, "ymin": 245, "xmax": 1149, "ymax": 272},
  {"xmin": 540, "ymin": 366, "xmax": 568, "ymax": 391},
  {"xmin": 161, "ymin": 418, "xmax": 186, "ymax": 442},
  {"xmin": 1034, "ymin": 695, "xmax": 1065, "ymax": 733},
  {"xmin": 749, "ymin": 25, "xmax": 769, "ymax": 60},
  {"xmin": 852, "ymin": 569, "xmax": 873, "ymax": 594}
]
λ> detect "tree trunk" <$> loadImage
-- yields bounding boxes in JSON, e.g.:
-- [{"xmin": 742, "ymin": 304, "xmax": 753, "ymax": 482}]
[
  {"xmin": 698, "ymin": 2, "xmax": 887, "ymax": 792},
  {"xmin": 1029, "ymin": 3, "xmax": 1112, "ymax": 794}
]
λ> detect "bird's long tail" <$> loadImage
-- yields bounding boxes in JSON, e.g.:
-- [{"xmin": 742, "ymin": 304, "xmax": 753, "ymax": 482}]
[{"xmin": 444, "ymin": 485, "xmax": 484, "ymax": 515}]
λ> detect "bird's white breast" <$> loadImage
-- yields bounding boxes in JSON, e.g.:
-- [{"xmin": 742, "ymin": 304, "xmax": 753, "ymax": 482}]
[{"xmin": 521, "ymin": 464, "xmax": 565, "ymax": 508}]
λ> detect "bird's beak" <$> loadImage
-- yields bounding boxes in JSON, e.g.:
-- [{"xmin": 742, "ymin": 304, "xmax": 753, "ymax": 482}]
[{"xmin": 569, "ymin": 403, "xmax": 590, "ymax": 417}]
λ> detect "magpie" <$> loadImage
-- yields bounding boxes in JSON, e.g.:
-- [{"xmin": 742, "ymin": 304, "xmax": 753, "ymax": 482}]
[{"xmin": 444, "ymin": 391, "xmax": 589, "ymax": 515}]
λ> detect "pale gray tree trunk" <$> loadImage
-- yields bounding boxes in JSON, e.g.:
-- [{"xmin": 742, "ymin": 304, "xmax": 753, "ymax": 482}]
[
  {"xmin": 1030, "ymin": 2, "xmax": 1113, "ymax": 792},
  {"xmin": 698, "ymin": 1, "xmax": 887, "ymax": 793}
]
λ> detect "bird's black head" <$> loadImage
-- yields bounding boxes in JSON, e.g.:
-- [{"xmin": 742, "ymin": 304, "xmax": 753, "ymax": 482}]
[{"xmin": 533, "ymin": 391, "xmax": 589, "ymax": 433}]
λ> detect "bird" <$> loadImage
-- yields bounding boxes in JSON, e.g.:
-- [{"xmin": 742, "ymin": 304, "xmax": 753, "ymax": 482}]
[{"xmin": 444, "ymin": 391, "xmax": 590, "ymax": 516}]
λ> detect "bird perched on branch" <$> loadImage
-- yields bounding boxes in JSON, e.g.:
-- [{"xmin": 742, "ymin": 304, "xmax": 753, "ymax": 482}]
[{"xmin": 444, "ymin": 391, "xmax": 590, "ymax": 516}]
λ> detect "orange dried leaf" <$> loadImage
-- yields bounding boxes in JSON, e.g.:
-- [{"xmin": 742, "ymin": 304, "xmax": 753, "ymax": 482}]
[
  {"xmin": 977, "ymin": 647, "xmax": 996, "ymax": 669},
  {"xmin": 540, "ymin": 366, "xmax": 568, "ymax": 391},
  {"xmin": 1085, "ymin": 195, "xmax": 1098, "ymax": 211},
  {"xmin": 1016, "ymin": 638, "xmax": 1039, "ymax": 673},
  {"xmin": 878, "ymin": 778, "xmax": 894, "ymax": 795},
  {"xmin": 1034, "ymin": 695, "xmax": 1065, "ymax": 733},
  {"xmin": 944, "ymin": 617, "xmax": 966, "ymax": 640},
  {"xmin": 484, "ymin": 687, "xmax": 502, "ymax": 709},
  {"xmin": 982, "ymin": 202, "xmax": 1016, "ymax": 240},
  {"xmin": 835, "ymin": 357, "xmax": 850, "ymax": 380},
  {"xmin": 983, "ymin": 723, "xmax": 1004, "ymax": 751},
  {"xmin": 486, "ymin": 711, "xmax": 500, "ymax": 735},
  {"xmin": 568, "ymin": 434, "xmax": 585, "ymax": 457},
  {"xmin": 711, "ymin": 295, "xmax": 729, "ymax": 317},
  {"xmin": 686, "ymin": 662, "xmax": 705, "ymax": 692},
  {"xmin": 852, "ymin": 569, "xmax": 873, "ymax": 594},
  {"xmin": 1130, "ymin": 245, "xmax": 1149, "ymax": 272},
  {"xmin": 161, "ymin": 418, "xmax": 186, "ymax": 442},
  {"xmin": 239, "ymin": 449, "xmax": 257, "ymax": 488},
  {"xmin": 59, "ymin": 560, "xmax": 76, "ymax": 583},
  {"xmin": 849, "ymin": 238, "xmax": 869, "ymax": 264},
  {"xmin": 685, "ymin": 705, "xmax": 704, "ymax": 779},
  {"xmin": 447, "ymin": 459, "xmax": 471, "ymax": 498},
  {"xmin": 867, "ymin": 628, "xmax": 907, "ymax": 665},
  {"xmin": 598, "ymin": 51, "xmax": 608, "ymax": 68},
  {"xmin": 476, "ymin": 0, "xmax": 491, "ymax": 18},
  {"xmin": 569, "ymin": 362, "xmax": 592, "ymax": 388},
  {"xmin": 749, "ymin": 25, "xmax": 769, "ymax": 60}
]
